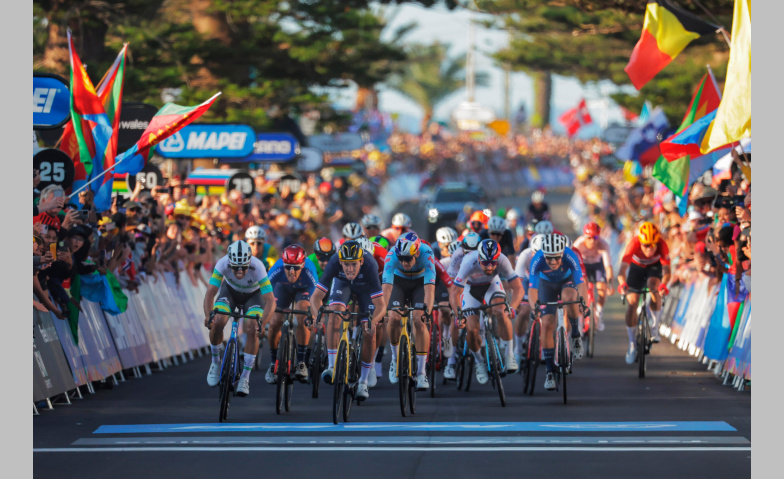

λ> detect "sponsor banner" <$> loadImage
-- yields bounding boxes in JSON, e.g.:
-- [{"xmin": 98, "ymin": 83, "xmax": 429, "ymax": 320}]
[
  {"xmin": 724, "ymin": 298, "xmax": 751, "ymax": 380},
  {"xmin": 297, "ymin": 147, "xmax": 323, "ymax": 172},
  {"xmin": 156, "ymin": 124, "xmax": 256, "ymax": 159},
  {"xmin": 33, "ymin": 73, "xmax": 70, "ymax": 129},
  {"xmin": 77, "ymin": 301, "xmax": 123, "ymax": 381},
  {"xmin": 50, "ymin": 308, "xmax": 89, "ymax": 387},
  {"xmin": 118, "ymin": 103, "xmax": 159, "ymax": 152},
  {"xmin": 33, "ymin": 307, "xmax": 77, "ymax": 401},
  {"xmin": 235, "ymin": 132, "xmax": 298, "ymax": 162},
  {"xmin": 102, "ymin": 291, "xmax": 155, "ymax": 369},
  {"xmin": 308, "ymin": 132, "xmax": 364, "ymax": 152}
]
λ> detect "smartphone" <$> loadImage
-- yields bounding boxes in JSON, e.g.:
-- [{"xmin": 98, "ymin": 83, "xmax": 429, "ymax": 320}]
[
  {"xmin": 79, "ymin": 209, "xmax": 90, "ymax": 221},
  {"xmin": 40, "ymin": 224, "xmax": 48, "ymax": 235},
  {"xmin": 49, "ymin": 242, "xmax": 57, "ymax": 260}
]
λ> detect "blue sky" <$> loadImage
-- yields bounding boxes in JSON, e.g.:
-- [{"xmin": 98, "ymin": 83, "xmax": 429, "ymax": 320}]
[{"xmin": 326, "ymin": 3, "xmax": 637, "ymax": 136}]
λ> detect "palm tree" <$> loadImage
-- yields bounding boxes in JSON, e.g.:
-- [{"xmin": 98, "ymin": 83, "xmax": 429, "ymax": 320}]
[{"xmin": 386, "ymin": 41, "xmax": 489, "ymax": 132}]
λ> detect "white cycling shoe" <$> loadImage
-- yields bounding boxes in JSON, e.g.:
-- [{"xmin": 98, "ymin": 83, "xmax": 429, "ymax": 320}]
[
  {"xmin": 544, "ymin": 372, "xmax": 557, "ymax": 390},
  {"xmin": 474, "ymin": 361, "xmax": 489, "ymax": 385},
  {"xmin": 389, "ymin": 359, "xmax": 399, "ymax": 384},
  {"xmin": 443, "ymin": 364, "xmax": 456, "ymax": 380},
  {"xmin": 572, "ymin": 336, "xmax": 584, "ymax": 360},
  {"xmin": 265, "ymin": 364, "xmax": 277, "ymax": 384},
  {"xmin": 368, "ymin": 369, "xmax": 378, "ymax": 388},
  {"xmin": 356, "ymin": 383, "xmax": 369, "ymax": 401},
  {"xmin": 443, "ymin": 338, "xmax": 454, "ymax": 358},
  {"xmin": 416, "ymin": 373, "xmax": 430, "ymax": 391},
  {"xmin": 207, "ymin": 363, "xmax": 221, "ymax": 387},
  {"xmin": 625, "ymin": 344, "xmax": 637, "ymax": 365},
  {"xmin": 236, "ymin": 377, "xmax": 250, "ymax": 397},
  {"xmin": 651, "ymin": 327, "xmax": 662, "ymax": 343},
  {"xmin": 505, "ymin": 355, "xmax": 519, "ymax": 374}
]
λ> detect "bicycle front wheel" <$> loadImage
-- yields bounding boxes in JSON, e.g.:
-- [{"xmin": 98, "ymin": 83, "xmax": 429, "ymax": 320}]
[
  {"xmin": 638, "ymin": 309, "xmax": 648, "ymax": 379},
  {"xmin": 587, "ymin": 307, "xmax": 596, "ymax": 359},
  {"xmin": 218, "ymin": 341, "xmax": 235, "ymax": 422},
  {"xmin": 398, "ymin": 335, "xmax": 409, "ymax": 417},
  {"xmin": 409, "ymin": 340, "xmax": 417, "ymax": 415},
  {"xmin": 558, "ymin": 328, "xmax": 568, "ymax": 404},
  {"xmin": 310, "ymin": 332, "xmax": 324, "ymax": 399},
  {"xmin": 486, "ymin": 331, "xmax": 506, "ymax": 407},
  {"xmin": 428, "ymin": 323, "xmax": 439, "ymax": 398},
  {"xmin": 332, "ymin": 340, "xmax": 347, "ymax": 425}
]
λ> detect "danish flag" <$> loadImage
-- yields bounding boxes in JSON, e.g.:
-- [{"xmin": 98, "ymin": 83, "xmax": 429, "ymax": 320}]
[{"xmin": 558, "ymin": 99, "xmax": 593, "ymax": 138}]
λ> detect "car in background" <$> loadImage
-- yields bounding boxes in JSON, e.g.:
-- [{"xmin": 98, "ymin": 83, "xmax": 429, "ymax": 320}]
[{"xmin": 421, "ymin": 182, "xmax": 490, "ymax": 240}]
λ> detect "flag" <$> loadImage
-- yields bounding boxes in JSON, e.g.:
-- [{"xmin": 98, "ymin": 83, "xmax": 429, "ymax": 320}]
[
  {"xmin": 558, "ymin": 99, "xmax": 592, "ymax": 137},
  {"xmin": 700, "ymin": 0, "xmax": 751, "ymax": 153},
  {"xmin": 616, "ymin": 107, "xmax": 670, "ymax": 163},
  {"xmin": 113, "ymin": 93, "xmax": 222, "ymax": 175},
  {"xmin": 653, "ymin": 71, "xmax": 722, "ymax": 201},
  {"xmin": 620, "ymin": 106, "xmax": 639, "ymax": 123},
  {"xmin": 624, "ymin": 0, "xmax": 718, "ymax": 90},
  {"xmin": 638, "ymin": 100, "xmax": 652, "ymax": 125}
]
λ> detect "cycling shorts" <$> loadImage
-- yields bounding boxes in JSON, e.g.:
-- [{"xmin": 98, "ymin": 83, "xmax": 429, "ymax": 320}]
[
  {"xmin": 585, "ymin": 262, "xmax": 607, "ymax": 284},
  {"xmin": 389, "ymin": 275, "xmax": 426, "ymax": 310},
  {"xmin": 273, "ymin": 282, "xmax": 311, "ymax": 310},
  {"xmin": 327, "ymin": 277, "xmax": 376, "ymax": 320},
  {"xmin": 435, "ymin": 276, "xmax": 450, "ymax": 304},
  {"xmin": 535, "ymin": 276, "xmax": 576, "ymax": 316},
  {"xmin": 461, "ymin": 279, "xmax": 505, "ymax": 312},
  {"xmin": 214, "ymin": 282, "xmax": 265, "ymax": 319},
  {"xmin": 627, "ymin": 262, "xmax": 662, "ymax": 291}
]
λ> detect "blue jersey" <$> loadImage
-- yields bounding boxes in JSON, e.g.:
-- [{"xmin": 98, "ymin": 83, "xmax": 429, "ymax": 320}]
[
  {"xmin": 529, "ymin": 247, "xmax": 584, "ymax": 289},
  {"xmin": 268, "ymin": 258, "xmax": 319, "ymax": 295},
  {"xmin": 382, "ymin": 243, "xmax": 437, "ymax": 285}
]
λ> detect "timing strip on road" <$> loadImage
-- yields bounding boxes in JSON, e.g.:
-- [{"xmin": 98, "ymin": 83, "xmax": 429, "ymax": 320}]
[
  {"xmin": 94, "ymin": 421, "xmax": 737, "ymax": 434},
  {"xmin": 72, "ymin": 436, "xmax": 750, "ymax": 446},
  {"xmin": 34, "ymin": 446, "xmax": 752, "ymax": 453}
]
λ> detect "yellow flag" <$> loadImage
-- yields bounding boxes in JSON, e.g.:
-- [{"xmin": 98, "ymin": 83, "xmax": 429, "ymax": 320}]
[
  {"xmin": 488, "ymin": 120, "xmax": 510, "ymax": 136},
  {"xmin": 701, "ymin": 0, "xmax": 751, "ymax": 153}
]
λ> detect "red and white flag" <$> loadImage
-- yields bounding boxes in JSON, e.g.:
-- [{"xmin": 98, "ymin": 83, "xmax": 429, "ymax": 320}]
[{"xmin": 558, "ymin": 99, "xmax": 593, "ymax": 137}]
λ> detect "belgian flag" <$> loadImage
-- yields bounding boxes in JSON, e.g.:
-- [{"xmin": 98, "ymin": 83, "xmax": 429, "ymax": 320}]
[{"xmin": 625, "ymin": 0, "xmax": 718, "ymax": 90}]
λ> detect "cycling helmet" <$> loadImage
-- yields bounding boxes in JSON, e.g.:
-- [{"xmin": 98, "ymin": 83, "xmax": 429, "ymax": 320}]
[
  {"xmin": 370, "ymin": 235, "xmax": 390, "ymax": 250},
  {"xmin": 355, "ymin": 237, "xmax": 375, "ymax": 255},
  {"xmin": 541, "ymin": 234, "xmax": 568, "ymax": 256},
  {"xmin": 525, "ymin": 219, "xmax": 539, "ymax": 233},
  {"xmin": 583, "ymin": 222, "xmax": 601, "ymax": 237},
  {"xmin": 342, "ymin": 222, "xmax": 363, "ymax": 239},
  {"xmin": 338, "ymin": 240, "xmax": 365, "ymax": 262},
  {"xmin": 462, "ymin": 232, "xmax": 481, "ymax": 251},
  {"xmin": 395, "ymin": 232, "xmax": 421, "ymax": 257},
  {"xmin": 447, "ymin": 240, "xmax": 461, "ymax": 256},
  {"xmin": 314, "ymin": 237, "xmax": 336, "ymax": 261},
  {"xmin": 478, "ymin": 239, "xmax": 501, "ymax": 262},
  {"xmin": 436, "ymin": 226, "xmax": 458, "ymax": 245},
  {"xmin": 391, "ymin": 213, "xmax": 412, "ymax": 228},
  {"xmin": 530, "ymin": 234, "xmax": 544, "ymax": 252},
  {"xmin": 361, "ymin": 213, "xmax": 382, "ymax": 229},
  {"xmin": 245, "ymin": 225, "xmax": 266, "ymax": 241},
  {"xmin": 534, "ymin": 220, "xmax": 554, "ymax": 235},
  {"xmin": 469, "ymin": 210, "xmax": 486, "ymax": 225},
  {"xmin": 506, "ymin": 208, "xmax": 520, "ymax": 222},
  {"xmin": 282, "ymin": 244, "xmax": 306, "ymax": 265},
  {"xmin": 532, "ymin": 190, "xmax": 545, "ymax": 203},
  {"xmin": 487, "ymin": 216, "xmax": 507, "ymax": 234},
  {"xmin": 228, "ymin": 240, "xmax": 252, "ymax": 267},
  {"xmin": 638, "ymin": 222, "xmax": 660, "ymax": 245}
]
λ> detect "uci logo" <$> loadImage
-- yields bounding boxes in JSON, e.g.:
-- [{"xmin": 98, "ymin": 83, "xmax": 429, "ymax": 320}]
[{"xmin": 335, "ymin": 289, "xmax": 343, "ymax": 295}]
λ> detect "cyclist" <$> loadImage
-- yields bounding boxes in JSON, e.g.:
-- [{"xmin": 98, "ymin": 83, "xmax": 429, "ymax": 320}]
[
  {"xmin": 571, "ymin": 222, "xmax": 614, "ymax": 332},
  {"xmin": 528, "ymin": 190, "xmax": 551, "ymax": 222},
  {"xmin": 264, "ymin": 244, "xmax": 319, "ymax": 384},
  {"xmin": 617, "ymin": 222, "xmax": 671, "ymax": 364},
  {"xmin": 203, "ymin": 240, "xmax": 276, "ymax": 397},
  {"xmin": 513, "ymin": 234, "xmax": 544, "ymax": 364},
  {"xmin": 308, "ymin": 241, "xmax": 387, "ymax": 402},
  {"xmin": 446, "ymin": 232, "xmax": 481, "ymax": 280},
  {"xmin": 506, "ymin": 208, "xmax": 524, "ymax": 252},
  {"xmin": 466, "ymin": 210, "xmax": 488, "ymax": 235},
  {"xmin": 339, "ymin": 222, "xmax": 363, "ymax": 245},
  {"xmin": 355, "ymin": 236, "xmax": 389, "ymax": 387},
  {"xmin": 245, "ymin": 225, "xmax": 279, "ymax": 270},
  {"xmin": 449, "ymin": 239, "xmax": 524, "ymax": 383},
  {"xmin": 519, "ymin": 220, "xmax": 539, "ymax": 252},
  {"xmin": 361, "ymin": 213, "xmax": 383, "ymax": 239},
  {"xmin": 383, "ymin": 232, "xmax": 436, "ymax": 391},
  {"xmin": 381, "ymin": 212, "xmax": 415, "ymax": 244},
  {"xmin": 308, "ymin": 237, "xmax": 336, "ymax": 279},
  {"xmin": 528, "ymin": 234, "xmax": 588, "ymax": 391},
  {"xmin": 370, "ymin": 235, "xmax": 391, "ymax": 251},
  {"xmin": 435, "ymin": 226, "xmax": 459, "ymax": 260},
  {"xmin": 480, "ymin": 216, "xmax": 516, "ymax": 257}
]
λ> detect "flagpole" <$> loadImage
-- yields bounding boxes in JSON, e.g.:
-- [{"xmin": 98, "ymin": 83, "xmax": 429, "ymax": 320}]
[
  {"xmin": 691, "ymin": 0, "xmax": 731, "ymax": 46},
  {"xmin": 67, "ymin": 152, "xmax": 136, "ymax": 199}
]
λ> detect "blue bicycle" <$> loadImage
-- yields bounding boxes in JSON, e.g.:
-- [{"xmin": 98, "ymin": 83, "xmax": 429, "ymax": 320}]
[
  {"xmin": 463, "ymin": 298, "xmax": 510, "ymax": 407},
  {"xmin": 209, "ymin": 308, "xmax": 261, "ymax": 422}
]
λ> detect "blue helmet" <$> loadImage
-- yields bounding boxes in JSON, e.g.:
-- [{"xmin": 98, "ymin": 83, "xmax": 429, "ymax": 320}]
[{"xmin": 478, "ymin": 239, "xmax": 501, "ymax": 262}]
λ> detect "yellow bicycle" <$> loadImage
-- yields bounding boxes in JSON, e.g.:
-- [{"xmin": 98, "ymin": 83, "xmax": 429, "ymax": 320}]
[
  {"xmin": 317, "ymin": 306, "xmax": 363, "ymax": 425},
  {"xmin": 388, "ymin": 306, "xmax": 426, "ymax": 417}
]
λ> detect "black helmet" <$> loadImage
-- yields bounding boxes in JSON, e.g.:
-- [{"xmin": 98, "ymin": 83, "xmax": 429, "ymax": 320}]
[{"xmin": 338, "ymin": 240, "xmax": 364, "ymax": 262}]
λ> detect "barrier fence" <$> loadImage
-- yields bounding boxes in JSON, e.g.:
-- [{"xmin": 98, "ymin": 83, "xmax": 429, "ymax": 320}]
[
  {"xmin": 569, "ymin": 192, "xmax": 751, "ymax": 391},
  {"xmin": 33, "ymin": 269, "xmax": 213, "ymax": 414}
]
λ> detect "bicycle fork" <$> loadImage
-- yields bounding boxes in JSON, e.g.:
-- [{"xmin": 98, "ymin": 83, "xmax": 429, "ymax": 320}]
[{"xmin": 398, "ymin": 315, "xmax": 413, "ymax": 379}]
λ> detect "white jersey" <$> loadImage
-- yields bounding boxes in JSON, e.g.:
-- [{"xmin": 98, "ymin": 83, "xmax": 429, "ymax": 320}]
[
  {"xmin": 440, "ymin": 256, "xmax": 452, "ymax": 269},
  {"xmin": 515, "ymin": 248, "xmax": 536, "ymax": 282},
  {"xmin": 447, "ymin": 248, "xmax": 467, "ymax": 278},
  {"xmin": 454, "ymin": 250, "xmax": 518, "ymax": 287},
  {"xmin": 210, "ymin": 255, "xmax": 271, "ymax": 294}
]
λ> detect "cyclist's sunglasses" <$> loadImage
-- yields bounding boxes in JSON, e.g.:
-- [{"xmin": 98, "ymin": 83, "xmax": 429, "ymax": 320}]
[
  {"xmin": 470, "ymin": 221, "xmax": 483, "ymax": 230},
  {"xmin": 479, "ymin": 260, "xmax": 498, "ymax": 267},
  {"xmin": 231, "ymin": 265, "xmax": 249, "ymax": 272},
  {"xmin": 489, "ymin": 231, "xmax": 502, "ymax": 237},
  {"xmin": 393, "ymin": 225, "xmax": 405, "ymax": 231},
  {"xmin": 545, "ymin": 255, "xmax": 562, "ymax": 263},
  {"xmin": 585, "ymin": 235, "xmax": 597, "ymax": 240},
  {"xmin": 640, "ymin": 242, "xmax": 656, "ymax": 249},
  {"xmin": 316, "ymin": 255, "xmax": 331, "ymax": 262},
  {"xmin": 284, "ymin": 264, "xmax": 302, "ymax": 271},
  {"xmin": 248, "ymin": 240, "xmax": 264, "ymax": 246},
  {"xmin": 397, "ymin": 255, "xmax": 415, "ymax": 263}
]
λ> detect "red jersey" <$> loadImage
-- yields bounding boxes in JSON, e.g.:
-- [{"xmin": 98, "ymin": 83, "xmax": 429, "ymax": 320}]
[
  {"xmin": 571, "ymin": 247, "xmax": 588, "ymax": 277},
  {"xmin": 370, "ymin": 242, "xmax": 388, "ymax": 274},
  {"xmin": 434, "ymin": 258, "xmax": 453, "ymax": 288},
  {"xmin": 622, "ymin": 237, "xmax": 670, "ymax": 267}
]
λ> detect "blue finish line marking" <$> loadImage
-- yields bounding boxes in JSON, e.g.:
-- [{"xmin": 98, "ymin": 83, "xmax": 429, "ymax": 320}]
[{"xmin": 95, "ymin": 421, "xmax": 736, "ymax": 434}]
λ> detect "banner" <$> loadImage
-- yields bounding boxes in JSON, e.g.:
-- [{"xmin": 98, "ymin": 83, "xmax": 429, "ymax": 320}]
[
  {"xmin": 33, "ymin": 307, "xmax": 77, "ymax": 402},
  {"xmin": 156, "ymin": 124, "xmax": 256, "ymax": 159}
]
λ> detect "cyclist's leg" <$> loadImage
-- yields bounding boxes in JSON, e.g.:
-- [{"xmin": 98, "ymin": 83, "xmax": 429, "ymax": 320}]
[
  {"xmin": 210, "ymin": 283, "xmax": 235, "ymax": 354},
  {"xmin": 326, "ymin": 279, "xmax": 352, "ymax": 372},
  {"xmin": 461, "ymin": 286, "xmax": 483, "ymax": 364},
  {"xmin": 515, "ymin": 300, "xmax": 531, "ymax": 359},
  {"xmin": 239, "ymin": 293, "xmax": 264, "ymax": 386},
  {"xmin": 356, "ymin": 293, "xmax": 377, "ymax": 387},
  {"xmin": 593, "ymin": 262, "xmax": 608, "ymax": 329},
  {"xmin": 294, "ymin": 293, "xmax": 312, "ymax": 365},
  {"xmin": 409, "ymin": 278, "xmax": 429, "ymax": 377},
  {"xmin": 561, "ymin": 282, "xmax": 581, "ymax": 338},
  {"xmin": 386, "ymin": 276, "xmax": 408, "ymax": 364},
  {"xmin": 536, "ymin": 278, "xmax": 561, "ymax": 374},
  {"xmin": 268, "ymin": 282, "xmax": 293, "ymax": 361},
  {"xmin": 646, "ymin": 264, "xmax": 664, "ymax": 331}
]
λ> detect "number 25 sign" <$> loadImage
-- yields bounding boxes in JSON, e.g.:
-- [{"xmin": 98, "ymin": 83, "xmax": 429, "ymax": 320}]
[{"xmin": 34, "ymin": 149, "xmax": 75, "ymax": 190}]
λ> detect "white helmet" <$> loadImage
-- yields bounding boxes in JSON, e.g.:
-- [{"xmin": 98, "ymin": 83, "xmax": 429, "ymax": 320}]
[
  {"xmin": 447, "ymin": 240, "xmax": 461, "ymax": 256},
  {"xmin": 530, "ymin": 234, "xmax": 544, "ymax": 252},
  {"xmin": 391, "ymin": 212, "xmax": 412, "ymax": 228},
  {"xmin": 532, "ymin": 190, "xmax": 545, "ymax": 203},
  {"xmin": 245, "ymin": 225, "xmax": 266, "ymax": 241},
  {"xmin": 228, "ymin": 240, "xmax": 252, "ymax": 266},
  {"xmin": 355, "ymin": 236, "xmax": 375, "ymax": 255},
  {"xmin": 505, "ymin": 208, "xmax": 520, "ymax": 222},
  {"xmin": 541, "ymin": 234, "xmax": 568, "ymax": 256},
  {"xmin": 534, "ymin": 220, "xmax": 554, "ymax": 235},
  {"xmin": 436, "ymin": 226, "xmax": 458, "ymax": 245},
  {"xmin": 487, "ymin": 216, "xmax": 507, "ymax": 234},
  {"xmin": 462, "ymin": 232, "xmax": 481, "ymax": 251},
  {"xmin": 361, "ymin": 213, "xmax": 382, "ymax": 229},
  {"xmin": 342, "ymin": 222, "xmax": 363, "ymax": 239}
]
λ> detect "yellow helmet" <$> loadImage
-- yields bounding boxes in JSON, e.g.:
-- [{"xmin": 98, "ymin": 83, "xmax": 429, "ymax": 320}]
[{"xmin": 638, "ymin": 222, "xmax": 660, "ymax": 245}]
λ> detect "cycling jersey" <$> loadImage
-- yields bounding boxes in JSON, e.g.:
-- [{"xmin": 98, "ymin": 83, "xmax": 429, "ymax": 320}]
[
  {"xmin": 307, "ymin": 252, "xmax": 325, "ymax": 278},
  {"xmin": 447, "ymin": 247, "xmax": 467, "ymax": 279},
  {"xmin": 621, "ymin": 237, "xmax": 670, "ymax": 267},
  {"xmin": 572, "ymin": 235, "xmax": 612, "ymax": 265},
  {"xmin": 453, "ymin": 250, "xmax": 517, "ymax": 288},
  {"xmin": 268, "ymin": 257, "xmax": 319, "ymax": 293},
  {"xmin": 256, "ymin": 243, "xmax": 279, "ymax": 270},
  {"xmin": 365, "ymin": 242, "xmax": 389, "ymax": 275},
  {"xmin": 315, "ymin": 254, "xmax": 383, "ymax": 300},
  {"xmin": 382, "ymin": 242, "xmax": 436, "ymax": 285},
  {"xmin": 434, "ymin": 259, "xmax": 453, "ymax": 288},
  {"xmin": 528, "ymin": 202, "xmax": 550, "ymax": 221},
  {"xmin": 528, "ymin": 247, "xmax": 584, "ymax": 289},
  {"xmin": 210, "ymin": 255, "xmax": 273, "ymax": 295},
  {"xmin": 380, "ymin": 227, "xmax": 417, "ymax": 245},
  {"xmin": 515, "ymin": 248, "xmax": 536, "ymax": 283}
]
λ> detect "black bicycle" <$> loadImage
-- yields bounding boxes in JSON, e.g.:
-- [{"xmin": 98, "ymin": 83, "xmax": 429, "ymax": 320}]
[
  {"xmin": 274, "ymin": 307, "xmax": 312, "ymax": 414},
  {"xmin": 453, "ymin": 320, "xmax": 474, "ymax": 392},
  {"xmin": 208, "ymin": 308, "xmax": 261, "ymax": 422},
  {"xmin": 309, "ymin": 312, "xmax": 328, "ymax": 399},
  {"xmin": 463, "ymin": 299, "xmax": 510, "ymax": 407},
  {"xmin": 387, "ymin": 306, "xmax": 426, "ymax": 417},
  {"xmin": 622, "ymin": 287, "xmax": 652, "ymax": 379},
  {"xmin": 521, "ymin": 311, "xmax": 541, "ymax": 396}
]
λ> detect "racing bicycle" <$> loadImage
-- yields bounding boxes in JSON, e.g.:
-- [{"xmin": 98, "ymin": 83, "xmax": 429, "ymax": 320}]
[
  {"xmin": 622, "ymin": 287, "xmax": 653, "ymax": 379},
  {"xmin": 273, "ymin": 307, "xmax": 312, "ymax": 414},
  {"xmin": 521, "ymin": 311, "xmax": 541, "ymax": 396},
  {"xmin": 317, "ymin": 306, "xmax": 364, "ymax": 424},
  {"xmin": 463, "ymin": 299, "xmax": 510, "ymax": 407},
  {"xmin": 388, "ymin": 306, "xmax": 426, "ymax": 417}
]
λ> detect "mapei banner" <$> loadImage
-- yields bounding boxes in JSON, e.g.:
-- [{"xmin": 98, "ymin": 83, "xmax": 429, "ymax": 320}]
[
  {"xmin": 156, "ymin": 124, "xmax": 256, "ymax": 158},
  {"xmin": 33, "ymin": 73, "xmax": 70, "ymax": 129}
]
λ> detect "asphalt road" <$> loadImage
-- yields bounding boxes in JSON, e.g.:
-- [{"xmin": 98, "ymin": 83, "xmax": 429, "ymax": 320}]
[{"xmin": 33, "ymin": 193, "xmax": 751, "ymax": 478}]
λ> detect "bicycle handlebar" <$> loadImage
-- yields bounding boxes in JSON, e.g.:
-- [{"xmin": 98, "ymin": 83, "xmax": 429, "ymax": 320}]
[
  {"xmin": 621, "ymin": 287, "xmax": 651, "ymax": 305},
  {"xmin": 460, "ymin": 299, "xmax": 510, "ymax": 318},
  {"xmin": 208, "ymin": 309, "xmax": 263, "ymax": 328}
]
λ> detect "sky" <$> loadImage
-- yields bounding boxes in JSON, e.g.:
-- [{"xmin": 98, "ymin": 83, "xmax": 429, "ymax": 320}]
[{"xmin": 326, "ymin": 2, "xmax": 637, "ymax": 136}]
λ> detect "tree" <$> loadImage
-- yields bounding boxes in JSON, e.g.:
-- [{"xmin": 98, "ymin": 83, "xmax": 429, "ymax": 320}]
[
  {"xmin": 475, "ymin": 0, "xmax": 734, "ymax": 125},
  {"xmin": 386, "ymin": 41, "xmax": 490, "ymax": 131}
]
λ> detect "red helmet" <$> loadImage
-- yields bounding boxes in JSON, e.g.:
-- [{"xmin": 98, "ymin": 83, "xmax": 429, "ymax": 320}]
[
  {"xmin": 282, "ymin": 244, "xmax": 306, "ymax": 265},
  {"xmin": 583, "ymin": 222, "xmax": 601, "ymax": 237}
]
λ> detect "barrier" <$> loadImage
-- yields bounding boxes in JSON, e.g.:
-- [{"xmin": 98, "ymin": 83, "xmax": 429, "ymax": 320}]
[{"xmin": 33, "ymin": 305, "xmax": 77, "ymax": 404}]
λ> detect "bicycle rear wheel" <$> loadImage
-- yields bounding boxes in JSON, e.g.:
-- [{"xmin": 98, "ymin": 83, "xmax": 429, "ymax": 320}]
[
  {"xmin": 558, "ymin": 328, "xmax": 568, "ymax": 404},
  {"xmin": 275, "ymin": 327, "xmax": 289, "ymax": 415},
  {"xmin": 587, "ymin": 305, "xmax": 596, "ymax": 359},
  {"xmin": 638, "ymin": 309, "xmax": 648, "ymax": 379},
  {"xmin": 465, "ymin": 354, "xmax": 474, "ymax": 392},
  {"xmin": 486, "ymin": 331, "xmax": 506, "ymax": 407},
  {"xmin": 398, "ymin": 335, "xmax": 409, "ymax": 417},
  {"xmin": 285, "ymin": 328, "xmax": 295, "ymax": 412},
  {"xmin": 409, "ymin": 340, "xmax": 417, "ymax": 415},
  {"xmin": 428, "ymin": 321, "xmax": 439, "ymax": 398},
  {"xmin": 332, "ymin": 340, "xmax": 347, "ymax": 425},
  {"xmin": 310, "ymin": 331, "xmax": 324, "ymax": 399},
  {"xmin": 456, "ymin": 334, "xmax": 466, "ymax": 390},
  {"xmin": 525, "ymin": 320, "xmax": 541, "ymax": 396},
  {"xmin": 343, "ymin": 347, "xmax": 355, "ymax": 422},
  {"xmin": 218, "ymin": 341, "xmax": 235, "ymax": 422}
]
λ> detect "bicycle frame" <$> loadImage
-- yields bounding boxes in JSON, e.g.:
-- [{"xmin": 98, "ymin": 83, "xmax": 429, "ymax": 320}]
[{"xmin": 388, "ymin": 306, "xmax": 426, "ymax": 380}]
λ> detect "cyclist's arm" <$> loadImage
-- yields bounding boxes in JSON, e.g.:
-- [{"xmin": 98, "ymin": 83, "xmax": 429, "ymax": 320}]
[
  {"xmin": 256, "ymin": 275, "xmax": 275, "ymax": 330},
  {"xmin": 507, "ymin": 276, "xmax": 524, "ymax": 311},
  {"xmin": 371, "ymin": 294, "xmax": 387, "ymax": 325},
  {"xmin": 528, "ymin": 287, "xmax": 539, "ymax": 311},
  {"xmin": 617, "ymin": 262, "xmax": 630, "ymax": 290},
  {"xmin": 423, "ymin": 283, "xmax": 435, "ymax": 315},
  {"xmin": 310, "ymin": 287, "xmax": 326, "ymax": 319},
  {"xmin": 203, "ymin": 283, "xmax": 219, "ymax": 320}
]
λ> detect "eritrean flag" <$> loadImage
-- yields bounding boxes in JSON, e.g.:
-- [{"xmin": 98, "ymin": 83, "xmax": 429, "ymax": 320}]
[{"xmin": 625, "ymin": 0, "xmax": 718, "ymax": 90}]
